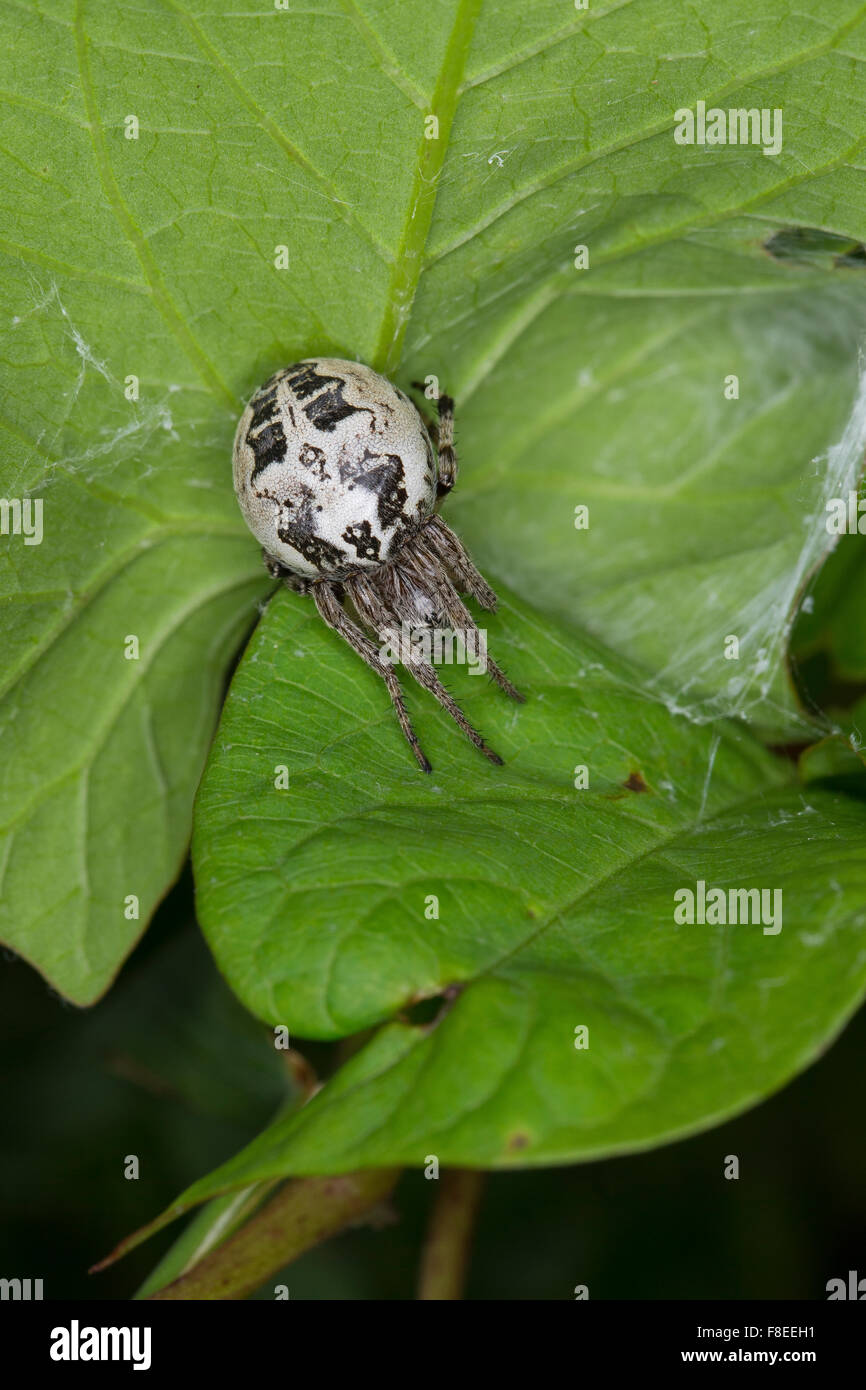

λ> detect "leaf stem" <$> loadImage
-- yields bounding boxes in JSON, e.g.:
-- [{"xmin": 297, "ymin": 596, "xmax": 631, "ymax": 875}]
[
  {"xmin": 146, "ymin": 1168, "xmax": 399, "ymax": 1300},
  {"xmin": 416, "ymin": 1168, "xmax": 485, "ymax": 1300}
]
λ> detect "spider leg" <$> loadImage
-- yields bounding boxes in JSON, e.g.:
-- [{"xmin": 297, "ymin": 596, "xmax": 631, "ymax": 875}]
[
  {"xmin": 313, "ymin": 581, "xmax": 431, "ymax": 773},
  {"xmin": 422, "ymin": 516, "xmax": 498, "ymax": 609},
  {"xmin": 425, "ymin": 565, "xmax": 524, "ymax": 703},
  {"xmin": 402, "ymin": 651, "xmax": 504, "ymax": 766},
  {"xmin": 433, "ymin": 392, "xmax": 457, "ymax": 495},
  {"xmin": 349, "ymin": 571, "xmax": 505, "ymax": 767},
  {"xmin": 410, "ymin": 383, "xmax": 457, "ymax": 495},
  {"xmin": 263, "ymin": 548, "xmax": 312, "ymax": 594},
  {"xmin": 408, "ymin": 523, "xmax": 523, "ymax": 700}
]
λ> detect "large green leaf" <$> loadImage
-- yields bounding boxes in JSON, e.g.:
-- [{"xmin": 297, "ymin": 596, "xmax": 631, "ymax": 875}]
[
  {"xmin": 4, "ymin": 0, "xmax": 866, "ymax": 1001},
  {"xmin": 185, "ymin": 587, "xmax": 866, "ymax": 1175}
]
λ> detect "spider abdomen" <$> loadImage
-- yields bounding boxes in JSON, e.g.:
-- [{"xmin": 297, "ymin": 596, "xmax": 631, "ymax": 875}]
[
  {"xmin": 232, "ymin": 359, "xmax": 524, "ymax": 770},
  {"xmin": 232, "ymin": 358, "xmax": 437, "ymax": 580}
]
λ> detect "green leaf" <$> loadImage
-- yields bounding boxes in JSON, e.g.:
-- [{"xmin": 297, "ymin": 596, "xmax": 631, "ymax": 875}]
[
  {"xmin": 0, "ymin": 515, "xmax": 264, "ymax": 1003},
  {"xmin": 184, "ymin": 587, "xmax": 866, "ymax": 1177},
  {"xmin": 133, "ymin": 1181, "xmax": 279, "ymax": 1298},
  {"xmin": 427, "ymin": 285, "xmax": 866, "ymax": 731},
  {"xmin": 6, "ymin": 0, "xmax": 866, "ymax": 1000}
]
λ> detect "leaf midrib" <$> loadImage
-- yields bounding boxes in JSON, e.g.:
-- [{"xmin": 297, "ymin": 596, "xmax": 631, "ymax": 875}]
[{"xmin": 372, "ymin": 0, "xmax": 483, "ymax": 374}]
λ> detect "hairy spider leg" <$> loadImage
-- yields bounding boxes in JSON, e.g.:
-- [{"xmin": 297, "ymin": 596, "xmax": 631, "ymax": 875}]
[
  {"xmin": 313, "ymin": 580, "xmax": 432, "ymax": 773},
  {"xmin": 348, "ymin": 570, "xmax": 504, "ymax": 766},
  {"xmin": 434, "ymin": 392, "xmax": 457, "ymax": 494},
  {"xmin": 423, "ymin": 515, "xmax": 498, "ymax": 608},
  {"xmin": 411, "ymin": 382, "xmax": 457, "ymax": 495},
  {"xmin": 412, "ymin": 528, "xmax": 524, "ymax": 703}
]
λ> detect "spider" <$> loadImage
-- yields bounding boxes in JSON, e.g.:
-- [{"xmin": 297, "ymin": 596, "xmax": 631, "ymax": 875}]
[{"xmin": 232, "ymin": 357, "xmax": 524, "ymax": 771}]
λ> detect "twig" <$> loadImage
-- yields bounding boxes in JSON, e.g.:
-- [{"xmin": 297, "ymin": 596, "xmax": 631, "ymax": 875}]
[
  {"xmin": 147, "ymin": 1168, "xmax": 399, "ymax": 1300},
  {"xmin": 416, "ymin": 1168, "xmax": 485, "ymax": 1300}
]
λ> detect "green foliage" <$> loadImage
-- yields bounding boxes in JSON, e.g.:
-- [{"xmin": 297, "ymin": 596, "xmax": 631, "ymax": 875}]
[
  {"xmin": 3, "ymin": 2, "xmax": 866, "ymax": 1238},
  {"xmin": 181, "ymin": 586, "xmax": 866, "ymax": 1176}
]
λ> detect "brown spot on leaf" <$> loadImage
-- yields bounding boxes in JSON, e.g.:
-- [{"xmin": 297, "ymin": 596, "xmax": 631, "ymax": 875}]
[
  {"xmin": 623, "ymin": 770, "xmax": 649, "ymax": 792},
  {"xmin": 507, "ymin": 1132, "xmax": 530, "ymax": 1151}
]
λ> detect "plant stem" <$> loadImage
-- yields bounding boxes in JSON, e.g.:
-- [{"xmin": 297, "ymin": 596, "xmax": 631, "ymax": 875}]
[
  {"xmin": 134, "ymin": 1179, "xmax": 280, "ymax": 1298},
  {"xmin": 146, "ymin": 1168, "xmax": 399, "ymax": 1300},
  {"xmin": 416, "ymin": 1168, "xmax": 485, "ymax": 1300}
]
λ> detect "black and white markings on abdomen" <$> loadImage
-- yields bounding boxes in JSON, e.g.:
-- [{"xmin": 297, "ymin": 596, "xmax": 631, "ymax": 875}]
[
  {"xmin": 283, "ymin": 360, "xmax": 377, "ymax": 432},
  {"xmin": 233, "ymin": 357, "xmax": 437, "ymax": 581},
  {"xmin": 245, "ymin": 377, "xmax": 286, "ymax": 477},
  {"xmin": 232, "ymin": 356, "xmax": 525, "ymax": 770},
  {"xmin": 340, "ymin": 448, "xmax": 409, "ymax": 530}
]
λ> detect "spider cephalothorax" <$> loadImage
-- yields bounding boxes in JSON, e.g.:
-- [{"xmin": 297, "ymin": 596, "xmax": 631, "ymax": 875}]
[{"xmin": 233, "ymin": 357, "xmax": 523, "ymax": 770}]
